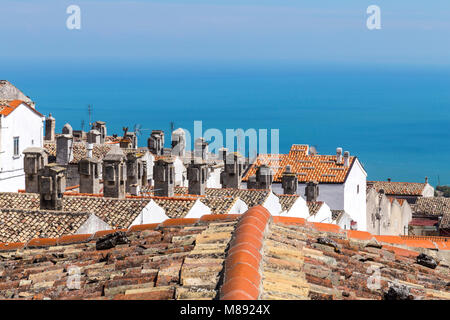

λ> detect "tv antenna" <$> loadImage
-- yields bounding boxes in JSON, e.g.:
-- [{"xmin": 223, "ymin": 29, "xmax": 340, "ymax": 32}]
[
  {"xmin": 133, "ymin": 123, "xmax": 150, "ymax": 136},
  {"xmin": 88, "ymin": 104, "xmax": 93, "ymax": 127}
]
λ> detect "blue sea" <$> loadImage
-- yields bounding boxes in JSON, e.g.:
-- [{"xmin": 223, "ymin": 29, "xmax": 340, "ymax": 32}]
[{"xmin": 3, "ymin": 61, "xmax": 450, "ymax": 185}]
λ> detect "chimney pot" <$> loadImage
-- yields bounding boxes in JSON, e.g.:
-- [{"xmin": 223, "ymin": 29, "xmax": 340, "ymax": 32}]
[{"xmin": 336, "ymin": 147, "xmax": 343, "ymax": 163}]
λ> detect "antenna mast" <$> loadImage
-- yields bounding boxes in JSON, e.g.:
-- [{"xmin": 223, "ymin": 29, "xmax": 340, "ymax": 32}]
[{"xmin": 88, "ymin": 104, "xmax": 93, "ymax": 127}]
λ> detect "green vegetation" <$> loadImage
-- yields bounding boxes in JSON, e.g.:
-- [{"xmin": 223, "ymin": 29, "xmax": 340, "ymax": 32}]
[{"xmin": 435, "ymin": 185, "xmax": 450, "ymax": 197}]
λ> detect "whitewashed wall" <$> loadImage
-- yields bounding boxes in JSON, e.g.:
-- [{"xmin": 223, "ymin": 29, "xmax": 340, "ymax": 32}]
[
  {"xmin": 343, "ymin": 158, "xmax": 367, "ymax": 231},
  {"xmin": 0, "ymin": 103, "xmax": 44, "ymax": 192}
]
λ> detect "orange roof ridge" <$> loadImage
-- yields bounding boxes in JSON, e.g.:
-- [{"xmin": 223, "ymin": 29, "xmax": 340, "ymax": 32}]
[{"xmin": 220, "ymin": 206, "xmax": 270, "ymax": 300}]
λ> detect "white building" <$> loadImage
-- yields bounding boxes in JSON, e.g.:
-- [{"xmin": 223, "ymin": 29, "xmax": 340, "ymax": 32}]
[
  {"xmin": 0, "ymin": 88, "xmax": 44, "ymax": 191},
  {"xmin": 243, "ymin": 144, "xmax": 368, "ymax": 230}
]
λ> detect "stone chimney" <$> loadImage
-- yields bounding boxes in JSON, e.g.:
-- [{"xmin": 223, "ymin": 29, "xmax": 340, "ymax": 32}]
[
  {"xmin": 92, "ymin": 121, "xmax": 107, "ymax": 144},
  {"xmin": 78, "ymin": 157, "xmax": 101, "ymax": 194},
  {"xmin": 23, "ymin": 147, "xmax": 48, "ymax": 193},
  {"xmin": 220, "ymin": 153, "xmax": 244, "ymax": 189},
  {"xmin": 102, "ymin": 146, "xmax": 127, "ymax": 198},
  {"xmin": 343, "ymin": 151, "xmax": 350, "ymax": 167},
  {"xmin": 305, "ymin": 181, "xmax": 319, "ymax": 202},
  {"xmin": 148, "ymin": 130, "xmax": 164, "ymax": 155},
  {"xmin": 187, "ymin": 160, "xmax": 209, "ymax": 195},
  {"xmin": 194, "ymin": 138, "xmax": 208, "ymax": 161},
  {"xmin": 87, "ymin": 129, "xmax": 101, "ymax": 144},
  {"xmin": 87, "ymin": 143, "xmax": 93, "ymax": 159},
  {"xmin": 247, "ymin": 176, "xmax": 257, "ymax": 189},
  {"xmin": 171, "ymin": 128, "xmax": 186, "ymax": 157},
  {"xmin": 255, "ymin": 164, "xmax": 273, "ymax": 189},
  {"xmin": 387, "ymin": 178, "xmax": 391, "ymax": 183},
  {"xmin": 56, "ymin": 134, "xmax": 73, "ymax": 165},
  {"xmin": 336, "ymin": 147, "xmax": 343, "ymax": 163},
  {"xmin": 281, "ymin": 165, "xmax": 298, "ymax": 194},
  {"xmin": 38, "ymin": 164, "xmax": 66, "ymax": 210},
  {"xmin": 153, "ymin": 158, "xmax": 175, "ymax": 197},
  {"xmin": 126, "ymin": 153, "xmax": 144, "ymax": 195},
  {"xmin": 44, "ymin": 114, "xmax": 55, "ymax": 141},
  {"xmin": 141, "ymin": 159, "xmax": 148, "ymax": 188},
  {"xmin": 218, "ymin": 147, "xmax": 228, "ymax": 162},
  {"xmin": 62, "ymin": 123, "xmax": 73, "ymax": 135}
]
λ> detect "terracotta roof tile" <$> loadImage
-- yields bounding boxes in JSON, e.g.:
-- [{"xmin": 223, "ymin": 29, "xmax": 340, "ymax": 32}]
[
  {"xmin": 243, "ymin": 145, "xmax": 356, "ymax": 184},
  {"xmin": 0, "ymin": 207, "xmax": 448, "ymax": 300},
  {"xmin": 368, "ymin": 181, "xmax": 427, "ymax": 196}
]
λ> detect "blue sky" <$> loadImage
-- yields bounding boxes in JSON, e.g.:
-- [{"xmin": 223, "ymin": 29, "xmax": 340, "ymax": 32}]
[{"xmin": 1, "ymin": 0, "xmax": 449, "ymax": 66}]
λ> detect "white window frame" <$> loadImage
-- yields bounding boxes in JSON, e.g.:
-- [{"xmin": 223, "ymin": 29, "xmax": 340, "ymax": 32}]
[{"xmin": 13, "ymin": 136, "xmax": 19, "ymax": 157}]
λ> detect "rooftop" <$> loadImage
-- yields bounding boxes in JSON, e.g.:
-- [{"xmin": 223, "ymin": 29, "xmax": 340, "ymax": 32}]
[
  {"xmin": 0, "ymin": 207, "xmax": 448, "ymax": 300},
  {"xmin": 243, "ymin": 145, "xmax": 357, "ymax": 184},
  {"xmin": 368, "ymin": 181, "xmax": 428, "ymax": 196}
]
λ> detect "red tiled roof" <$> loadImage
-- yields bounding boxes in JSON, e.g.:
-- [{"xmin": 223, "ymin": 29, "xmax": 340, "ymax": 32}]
[
  {"xmin": 243, "ymin": 145, "xmax": 356, "ymax": 184},
  {"xmin": 0, "ymin": 100, "xmax": 43, "ymax": 117},
  {"xmin": 409, "ymin": 218, "xmax": 439, "ymax": 227},
  {"xmin": 368, "ymin": 181, "xmax": 427, "ymax": 196},
  {"xmin": 0, "ymin": 207, "xmax": 449, "ymax": 300}
]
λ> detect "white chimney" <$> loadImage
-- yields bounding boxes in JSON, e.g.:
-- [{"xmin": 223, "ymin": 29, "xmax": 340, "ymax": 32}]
[
  {"xmin": 87, "ymin": 143, "xmax": 93, "ymax": 159},
  {"xmin": 336, "ymin": 147, "xmax": 343, "ymax": 163},
  {"xmin": 343, "ymin": 151, "xmax": 350, "ymax": 167}
]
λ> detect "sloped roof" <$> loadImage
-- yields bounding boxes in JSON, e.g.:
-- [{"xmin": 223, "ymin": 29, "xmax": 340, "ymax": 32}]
[
  {"xmin": 243, "ymin": 145, "xmax": 356, "ymax": 184},
  {"xmin": 412, "ymin": 197, "xmax": 450, "ymax": 216},
  {"xmin": 306, "ymin": 201, "xmax": 324, "ymax": 216},
  {"xmin": 43, "ymin": 142, "xmax": 145, "ymax": 164},
  {"xmin": 0, "ymin": 209, "xmax": 91, "ymax": 243},
  {"xmin": 0, "ymin": 214, "xmax": 238, "ymax": 300},
  {"xmin": 277, "ymin": 194, "xmax": 300, "ymax": 212},
  {"xmin": 0, "ymin": 208, "xmax": 448, "ymax": 300},
  {"xmin": 0, "ymin": 193, "xmax": 151, "ymax": 230},
  {"xmin": 0, "ymin": 100, "xmax": 43, "ymax": 117},
  {"xmin": 0, "ymin": 80, "xmax": 32, "ymax": 103},
  {"xmin": 142, "ymin": 186, "xmax": 271, "ymax": 209},
  {"xmin": 368, "ymin": 181, "xmax": 428, "ymax": 196},
  {"xmin": 152, "ymin": 197, "xmax": 197, "ymax": 218}
]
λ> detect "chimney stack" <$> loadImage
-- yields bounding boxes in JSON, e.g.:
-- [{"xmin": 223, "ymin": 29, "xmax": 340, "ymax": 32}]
[
  {"xmin": 220, "ymin": 153, "xmax": 244, "ymax": 189},
  {"xmin": 62, "ymin": 123, "xmax": 73, "ymax": 135},
  {"xmin": 148, "ymin": 130, "xmax": 164, "ymax": 155},
  {"xmin": 87, "ymin": 143, "xmax": 93, "ymax": 159},
  {"xmin": 78, "ymin": 157, "xmax": 101, "ymax": 194},
  {"xmin": 343, "ymin": 151, "xmax": 350, "ymax": 167},
  {"xmin": 247, "ymin": 175, "xmax": 257, "ymax": 189},
  {"xmin": 23, "ymin": 147, "xmax": 48, "ymax": 193},
  {"xmin": 126, "ymin": 153, "xmax": 144, "ymax": 194},
  {"xmin": 194, "ymin": 138, "xmax": 208, "ymax": 161},
  {"xmin": 305, "ymin": 181, "xmax": 319, "ymax": 202},
  {"xmin": 153, "ymin": 158, "xmax": 175, "ymax": 197},
  {"xmin": 92, "ymin": 121, "xmax": 107, "ymax": 144},
  {"xmin": 336, "ymin": 147, "xmax": 343, "ymax": 163},
  {"xmin": 87, "ymin": 129, "xmax": 101, "ymax": 144},
  {"xmin": 171, "ymin": 128, "xmax": 186, "ymax": 157},
  {"xmin": 281, "ymin": 165, "xmax": 298, "ymax": 194},
  {"xmin": 425, "ymin": 177, "xmax": 428, "ymax": 184},
  {"xmin": 102, "ymin": 146, "xmax": 127, "ymax": 198},
  {"xmin": 218, "ymin": 147, "xmax": 228, "ymax": 162},
  {"xmin": 56, "ymin": 134, "xmax": 73, "ymax": 165},
  {"xmin": 255, "ymin": 164, "xmax": 273, "ymax": 189},
  {"xmin": 187, "ymin": 160, "xmax": 209, "ymax": 195},
  {"xmin": 387, "ymin": 178, "xmax": 391, "ymax": 182},
  {"xmin": 38, "ymin": 164, "xmax": 66, "ymax": 210},
  {"xmin": 44, "ymin": 114, "xmax": 55, "ymax": 141}
]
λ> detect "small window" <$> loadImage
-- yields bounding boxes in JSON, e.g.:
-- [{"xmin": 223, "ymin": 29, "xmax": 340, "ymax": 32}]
[
  {"xmin": 13, "ymin": 137, "xmax": 19, "ymax": 157},
  {"xmin": 357, "ymin": 184, "xmax": 360, "ymax": 194}
]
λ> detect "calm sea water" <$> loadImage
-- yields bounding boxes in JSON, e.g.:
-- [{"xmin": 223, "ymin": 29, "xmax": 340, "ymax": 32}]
[{"xmin": 3, "ymin": 61, "xmax": 450, "ymax": 185}]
